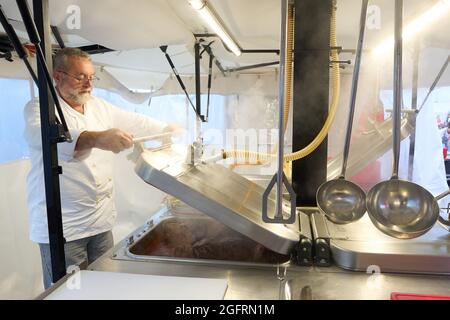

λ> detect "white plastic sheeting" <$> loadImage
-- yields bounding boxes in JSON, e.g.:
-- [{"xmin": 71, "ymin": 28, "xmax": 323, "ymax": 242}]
[
  {"xmin": 413, "ymin": 102, "xmax": 449, "ymax": 204},
  {"xmin": 0, "ymin": 160, "xmax": 42, "ymax": 299},
  {"xmin": 0, "ymin": 58, "xmax": 279, "ymax": 101},
  {"xmin": 91, "ymin": 46, "xmax": 195, "ymax": 74},
  {"xmin": 94, "ymin": 66, "xmax": 154, "ymax": 104},
  {"xmin": 112, "ymin": 152, "xmax": 167, "ymax": 243},
  {"xmin": 0, "ymin": 155, "xmax": 168, "ymax": 299},
  {"xmin": 156, "ymin": 72, "xmax": 279, "ymax": 97},
  {"xmin": 0, "ymin": 0, "xmax": 193, "ymax": 50},
  {"xmin": 2, "ymin": 0, "xmax": 450, "ymax": 87}
]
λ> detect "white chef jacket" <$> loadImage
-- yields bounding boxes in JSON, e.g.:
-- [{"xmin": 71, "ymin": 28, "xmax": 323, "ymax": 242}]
[{"xmin": 24, "ymin": 95, "xmax": 168, "ymax": 243}]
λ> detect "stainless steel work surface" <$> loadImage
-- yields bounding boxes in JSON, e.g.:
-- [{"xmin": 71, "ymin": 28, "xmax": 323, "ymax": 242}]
[
  {"xmin": 134, "ymin": 148, "xmax": 302, "ymax": 255},
  {"xmin": 62, "ymin": 204, "xmax": 450, "ymax": 300},
  {"xmin": 43, "ymin": 270, "xmax": 227, "ymax": 300},
  {"xmin": 86, "ymin": 243, "xmax": 450, "ymax": 300},
  {"xmin": 311, "ymin": 211, "xmax": 450, "ymax": 274}
]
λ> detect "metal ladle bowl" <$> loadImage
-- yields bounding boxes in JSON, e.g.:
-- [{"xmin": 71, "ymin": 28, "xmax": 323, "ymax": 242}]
[
  {"xmin": 366, "ymin": 179, "xmax": 439, "ymax": 239},
  {"xmin": 366, "ymin": 0, "xmax": 439, "ymax": 239},
  {"xmin": 317, "ymin": 178, "xmax": 366, "ymax": 224},
  {"xmin": 316, "ymin": 0, "xmax": 369, "ymax": 225}
]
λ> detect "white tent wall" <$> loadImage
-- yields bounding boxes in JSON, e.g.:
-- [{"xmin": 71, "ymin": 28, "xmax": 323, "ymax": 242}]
[
  {"xmin": 414, "ymin": 102, "xmax": 448, "ymax": 198},
  {"xmin": 0, "ymin": 158, "xmax": 169, "ymax": 299},
  {"xmin": 0, "ymin": 61, "xmax": 190, "ymax": 298},
  {"xmin": 0, "ymin": 68, "xmax": 173, "ymax": 298},
  {"xmin": 0, "ymin": 160, "xmax": 42, "ymax": 299},
  {"xmin": 0, "ymin": 59, "xmax": 30, "ymax": 79}
]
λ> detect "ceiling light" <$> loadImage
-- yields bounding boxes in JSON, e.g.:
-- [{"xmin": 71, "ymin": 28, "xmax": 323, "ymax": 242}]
[
  {"xmin": 372, "ymin": 0, "xmax": 450, "ymax": 56},
  {"xmin": 188, "ymin": 0, "xmax": 242, "ymax": 56}
]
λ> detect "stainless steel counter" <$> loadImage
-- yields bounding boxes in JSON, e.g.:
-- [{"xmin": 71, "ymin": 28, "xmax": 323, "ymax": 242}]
[
  {"xmin": 109, "ymin": 139, "xmax": 447, "ymax": 299},
  {"xmin": 87, "ymin": 222, "xmax": 450, "ymax": 300}
]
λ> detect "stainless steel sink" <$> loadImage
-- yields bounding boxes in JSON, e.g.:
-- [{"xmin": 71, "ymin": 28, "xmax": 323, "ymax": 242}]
[{"xmin": 113, "ymin": 204, "xmax": 293, "ymax": 268}]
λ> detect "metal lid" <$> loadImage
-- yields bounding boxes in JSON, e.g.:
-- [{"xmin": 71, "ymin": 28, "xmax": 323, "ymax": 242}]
[{"xmin": 134, "ymin": 147, "xmax": 301, "ymax": 254}]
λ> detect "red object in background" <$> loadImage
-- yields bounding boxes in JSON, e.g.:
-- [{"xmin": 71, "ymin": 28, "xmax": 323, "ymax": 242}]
[
  {"xmin": 444, "ymin": 147, "xmax": 448, "ymax": 159},
  {"xmin": 350, "ymin": 161, "xmax": 381, "ymax": 191},
  {"xmin": 374, "ymin": 110, "xmax": 385, "ymax": 123},
  {"xmin": 391, "ymin": 292, "xmax": 450, "ymax": 300}
]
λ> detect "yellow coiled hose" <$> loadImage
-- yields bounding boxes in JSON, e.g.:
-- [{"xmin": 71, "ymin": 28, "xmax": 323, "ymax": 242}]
[
  {"xmin": 224, "ymin": 1, "xmax": 340, "ymax": 163},
  {"xmin": 284, "ymin": 2, "xmax": 294, "ymax": 130}
]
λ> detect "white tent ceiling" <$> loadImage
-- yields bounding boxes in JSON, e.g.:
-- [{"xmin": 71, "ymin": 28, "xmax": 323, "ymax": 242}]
[{"xmin": 0, "ymin": 0, "xmax": 449, "ymax": 89}]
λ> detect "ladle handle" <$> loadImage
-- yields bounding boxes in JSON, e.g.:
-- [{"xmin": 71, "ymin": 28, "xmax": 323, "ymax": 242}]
[
  {"xmin": 132, "ymin": 132, "xmax": 173, "ymax": 143},
  {"xmin": 276, "ymin": 0, "xmax": 288, "ymax": 219},
  {"xmin": 341, "ymin": 0, "xmax": 369, "ymax": 177},
  {"xmin": 417, "ymin": 55, "xmax": 450, "ymax": 112},
  {"xmin": 436, "ymin": 189, "xmax": 450, "ymax": 201},
  {"xmin": 392, "ymin": 0, "xmax": 403, "ymax": 179}
]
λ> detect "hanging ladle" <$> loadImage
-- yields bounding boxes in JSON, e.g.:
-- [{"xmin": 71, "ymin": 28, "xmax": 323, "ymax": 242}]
[
  {"xmin": 316, "ymin": 0, "xmax": 369, "ymax": 224},
  {"xmin": 366, "ymin": 0, "xmax": 439, "ymax": 239}
]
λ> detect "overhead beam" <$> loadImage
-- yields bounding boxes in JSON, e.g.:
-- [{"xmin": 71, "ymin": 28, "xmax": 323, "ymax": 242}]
[{"xmin": 50, "ymin": 25, "xmax": 65, "ymax": 48}]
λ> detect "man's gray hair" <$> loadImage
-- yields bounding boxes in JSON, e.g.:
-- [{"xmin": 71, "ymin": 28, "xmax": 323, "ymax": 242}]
[{"xmin": 53, "ymin": 48, "xmax": 91, "ymax": 71}]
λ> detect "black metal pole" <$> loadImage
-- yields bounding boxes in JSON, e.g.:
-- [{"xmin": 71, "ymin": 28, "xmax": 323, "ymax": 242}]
[
  {"xmin": 50, "ymin": 25, "xmax": 65, "ymax": 49},
  {"xmin": 214, "ymin": 59, "xmax": 226, "ymax": 76},
  {"xmin": 0, "ymin": 5, "xmax": 38, "ymax": 84},
  {"xmin": 226, "ymin": 61, "xmax": 279, "ymax": 73},
  {"xmin": 159, "ymin": 46, "xmax": 201, "ymax": 119},
  {"xmin": 408, "ymin": 39, "xmax": 420, "ymax": 181},
  {"xmin": 292, "ymin": 0, "xmax": 331, "ymax": 205},
  {"xmin": 194, "ymin": 41, "xmax": 203, "ymax": 121},
  {"xmin": 33, "ymin": 0, "xmax": 66, "ymax": 284},
  {"xmin": 203, "ymin": 43, "xmax": 226, "ymax": 76},
  {"xmin": 206, "ymin": 48, "xmax": 213, "ymax": 120}
]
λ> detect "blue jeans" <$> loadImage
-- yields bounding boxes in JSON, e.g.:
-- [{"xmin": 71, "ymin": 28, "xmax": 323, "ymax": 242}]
[{"xmin": 38, "ymin": 230, "xmax": 113, "ymax": 289}]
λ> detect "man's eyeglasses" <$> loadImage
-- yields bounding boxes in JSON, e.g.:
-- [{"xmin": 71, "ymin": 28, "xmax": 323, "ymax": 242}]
[{"xmin": 58, "ymin": 70, "xmax": 99, "ymax": 83}]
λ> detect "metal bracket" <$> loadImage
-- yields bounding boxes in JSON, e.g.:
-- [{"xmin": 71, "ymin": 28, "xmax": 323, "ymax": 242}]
[
  {"xmin": 310, "ymin": 212, "xmax": 331, "ymax": 266},
  {"xmin": 295, "ymin": 238, "xmax": 313, "ymax": 266}
]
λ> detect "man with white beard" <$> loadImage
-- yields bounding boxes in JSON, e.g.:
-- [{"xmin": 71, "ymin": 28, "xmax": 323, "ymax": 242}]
[{"xmin": 24, "ymin": 48, "xmax": 178, "ymax": 289}]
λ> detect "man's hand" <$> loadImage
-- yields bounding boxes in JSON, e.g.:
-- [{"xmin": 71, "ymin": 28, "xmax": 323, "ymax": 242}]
[
  {"xmin": 96, "ymin": 129, "xmax": 133, "ymax": 153},
  {"xmin": 77, "ymin": 129, "xmax": 133, "ymax": 154}
]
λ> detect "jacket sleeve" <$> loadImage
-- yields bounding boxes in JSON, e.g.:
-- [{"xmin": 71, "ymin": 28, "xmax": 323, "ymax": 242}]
[
  {"xmin": 102, "ymin": 99, "xmax": 169, "ymax": 138},
  {"xmin": 23, "ymin": 98, "xmax": 83, "ymax": 161}
]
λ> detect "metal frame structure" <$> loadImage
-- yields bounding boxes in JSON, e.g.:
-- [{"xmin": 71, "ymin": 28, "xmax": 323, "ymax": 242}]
[
  {"xmin": 32, "ymin": 0, "xmax": 66, "ymax": 283},
  {"xmin": 194, "ymin": 40, "xmax": 205, "ymax": 122}
]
